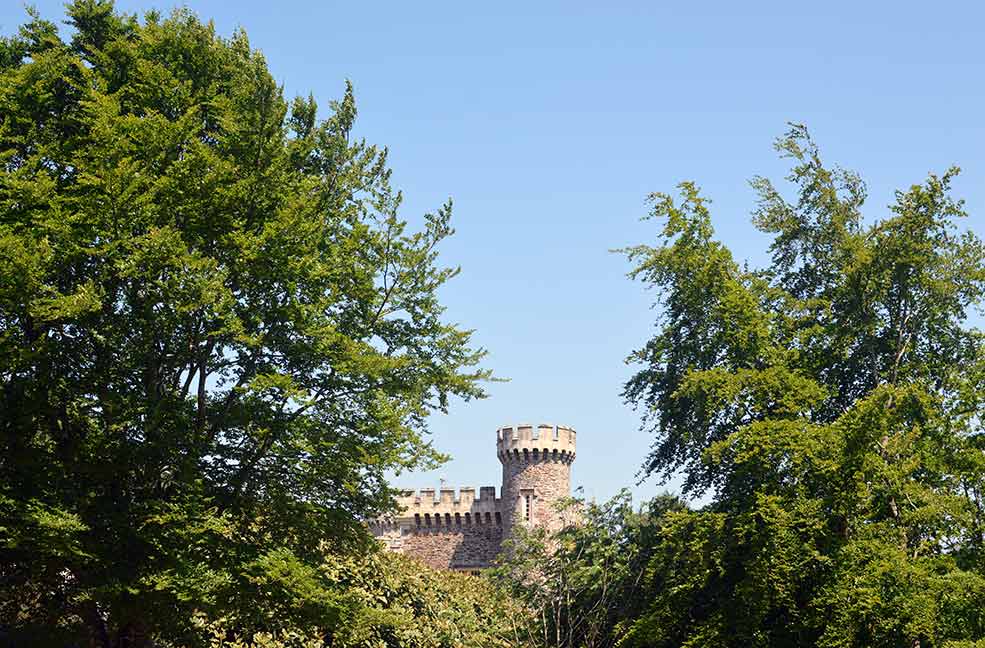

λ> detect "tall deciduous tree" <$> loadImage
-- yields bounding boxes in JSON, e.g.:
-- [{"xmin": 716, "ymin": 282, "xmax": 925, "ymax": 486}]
[
  {"xmin": 0, "ymin": 2, "xmax": 489, "ymax": 645},
  {"xmin": 621, "ymin": 125, "xmax": 985, "ymax": 647}
]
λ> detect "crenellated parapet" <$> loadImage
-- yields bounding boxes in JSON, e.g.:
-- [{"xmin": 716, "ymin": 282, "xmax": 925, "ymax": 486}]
[
  {"xmin": 496, "ymin": 423, "xmax": 576, "ymax": 464},
  {"xmin": 370, "ymin": 485, "xmax": 505, "ymax": 531}
]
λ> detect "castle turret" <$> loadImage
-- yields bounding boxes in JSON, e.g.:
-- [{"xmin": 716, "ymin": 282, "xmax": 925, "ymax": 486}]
[
  {"xmin": 497, "ymin": 423, "xmax": 576, "ymax": 535},
  {"xmin": 369, "ymin": 421, "xmax": 578, "ymax": 571}
]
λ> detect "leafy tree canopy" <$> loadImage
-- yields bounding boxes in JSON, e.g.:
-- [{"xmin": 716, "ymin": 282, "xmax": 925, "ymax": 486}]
[
  {"xmin": 0, "ymin": 1, "xmax": 489, "ymax": 645},
  {"xmin": 619, "ymin": 125, "xmax": 985, "ymax": 647}
]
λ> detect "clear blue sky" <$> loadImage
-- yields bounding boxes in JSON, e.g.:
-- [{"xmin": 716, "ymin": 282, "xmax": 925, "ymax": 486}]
[{"xmin": 4, "ymin": 1, "xmax": 984, "ymax": 505}]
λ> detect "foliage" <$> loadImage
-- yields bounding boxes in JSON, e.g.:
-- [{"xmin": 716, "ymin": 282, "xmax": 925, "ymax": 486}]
[
  {"xmin": 617, "ymin": 124, "xmax": 985, "ymax": 647},
  {"xmin": 491, "ymin": 491, "xmax": 686, "ymax": 648},
  {"xmin": 0, "ymin": 2, "xmax": 490, "ymax": 645},
  {"xmin": 191, "ymin": 548, "xmax": 521, "ymax": 648}
]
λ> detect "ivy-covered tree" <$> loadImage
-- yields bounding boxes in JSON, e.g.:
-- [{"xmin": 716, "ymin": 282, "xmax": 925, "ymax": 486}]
[
  {"xmin": 620, "ymin": 126, "xmax": 985, "ymax": 647},
  {"xmin": 0, "ymin": 2, "xmax": 490, "ymax": 645}
]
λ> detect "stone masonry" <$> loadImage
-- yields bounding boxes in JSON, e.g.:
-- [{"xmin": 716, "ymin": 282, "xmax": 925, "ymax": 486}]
[{"xmin": 369, "ymin": 423, "xmax": 577, "ymax": 571}]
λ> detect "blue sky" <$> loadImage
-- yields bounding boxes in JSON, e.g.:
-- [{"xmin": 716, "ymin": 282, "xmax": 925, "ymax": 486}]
[{"xmin": 4, "ymin": 1, "xmax": 984, "ymax": 505}]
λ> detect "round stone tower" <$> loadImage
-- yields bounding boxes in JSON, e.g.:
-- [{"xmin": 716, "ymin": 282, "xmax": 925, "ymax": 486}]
[{"xmin": 497, "ymin": 423, "xmax": 576, "ymax": 536}]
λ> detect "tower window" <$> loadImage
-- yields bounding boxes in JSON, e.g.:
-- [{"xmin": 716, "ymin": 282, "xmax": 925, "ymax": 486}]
[
  {"xmin": 524, "ymin": 494, "xmax": 532, "ymax": 522},
  {"xmin": 425, "ymin": 514, "xmax": 431, "ymax": 527},
  {"xmin": 485, "ymin": 512, "xmax": 492, "ymax": 524},
  {"xmin": 494, "ymin": 511, "xmax": 502, "ymax": 525},
  {"xmin": 415, "ymin": 514, "xmax": 421, "ymax": 527}
]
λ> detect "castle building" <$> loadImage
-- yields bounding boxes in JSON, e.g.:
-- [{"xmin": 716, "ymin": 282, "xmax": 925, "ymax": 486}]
[{"xmin": 369, "ymin": 423, "xmax": 577, "ymax": 571}]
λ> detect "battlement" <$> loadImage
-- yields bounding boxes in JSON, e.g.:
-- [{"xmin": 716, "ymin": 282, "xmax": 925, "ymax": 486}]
[
  {"xmin": 496, "ymin": 423, "xmax": 576, "ymax": 464},
  {"xmin": 370, "ymin": 419, "xmax": 578, "ymax": 570},
  {"xmin": 369, "ymin": 485, "xmax": 505, "ymax": 528}
]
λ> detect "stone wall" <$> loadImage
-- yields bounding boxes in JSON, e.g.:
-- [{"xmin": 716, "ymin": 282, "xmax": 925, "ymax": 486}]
[
  {"xmin": 399, "ymin": 525, "xmax": 503, "ymax": 570},
  {"xmin": 501, "ymin": 456, "xmax": 572, "ymax": 533},
  {"xmin": 368, "ymin": 485, "xmax": 506, "ymax": 570}
]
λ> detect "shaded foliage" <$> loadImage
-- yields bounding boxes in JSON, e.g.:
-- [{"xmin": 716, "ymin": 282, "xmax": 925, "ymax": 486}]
[
  {"xmin": 492, "ymin": 492, "xmax": 687, "ymax": 648},
  {"xmin": 194, "ymin": 548, "xmax": 521, "ymax": 648}
]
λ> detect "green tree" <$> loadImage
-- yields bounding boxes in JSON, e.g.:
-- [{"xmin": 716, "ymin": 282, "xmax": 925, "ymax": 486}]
[
  {"xmin": 491, "ymin": 491, "xmax": 686, "ymax": 648},
  {"xmin": 198, "ymin": 547, "xmax": 522, "ymax": 648},
  {"xmin": 619, "ymin": 125, "xmax": 985, "ymax": 647},
  {"xmin": 0, "ymin": 2, "xmax": 490, "ymax": 645}
]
